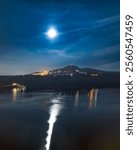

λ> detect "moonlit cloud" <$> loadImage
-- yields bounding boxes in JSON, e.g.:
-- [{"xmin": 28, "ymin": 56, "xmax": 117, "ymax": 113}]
[
  {"xmin": 92, "ymin": 45, "xmax": 119, "ymax": 57},
  {"xmin": 37, "ymin": 48, "xmax": 83, "ymax": 59},
  {"xmin": 97, "ymin": 61, "xmax": 120, "ymax": 71},
  {"xmin": 60, "ymin": 15, "xmax": 120, "ymax": 36},
  {"xmin": 95, "ymin": 15, "xmax": 120, "ymax": 24}
]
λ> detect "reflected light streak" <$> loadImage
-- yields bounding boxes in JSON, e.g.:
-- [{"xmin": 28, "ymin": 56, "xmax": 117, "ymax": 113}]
[
  {"xmin": 74, "ymin": 91, "xmax": 79, "ymax": 106},
  {"xmin": 12, "ymin": 88, "xmax": 17, "ymax": 101},
  {"xmin": 45, "ymin": 98, "xmax": 63, "ymax": 150},
  {"xmin": 94, "ymin": 89, "xmax": 98, "ymax": 107},
  {"xmin": 89, "ymin": 89, "xmax": 98, "ymax": 108},
  {"xmin": 89, "ymin": 89, "xmax": 95, "ymax": 107}
]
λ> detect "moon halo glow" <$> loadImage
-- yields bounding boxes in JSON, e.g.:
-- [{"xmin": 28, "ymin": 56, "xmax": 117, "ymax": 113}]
[{"xmin": 45, "ymin": 27, "xmax": 58, "ymax": 39}]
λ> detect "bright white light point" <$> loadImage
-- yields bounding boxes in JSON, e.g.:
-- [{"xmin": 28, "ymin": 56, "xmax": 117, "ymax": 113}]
[{"xmin": 46, "ymin": 28, "xmax": 57, "ymax": 39}]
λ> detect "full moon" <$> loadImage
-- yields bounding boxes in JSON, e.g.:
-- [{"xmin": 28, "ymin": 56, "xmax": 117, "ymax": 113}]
[{"xmin": 46, "ymin": 27, "xmax": 58, "ymax": 39}]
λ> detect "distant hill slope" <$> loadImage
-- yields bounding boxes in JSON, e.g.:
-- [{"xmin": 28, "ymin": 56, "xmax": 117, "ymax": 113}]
[
  {"xmin": 31, "ymin": 65, "xmax": 112, "ymax": 77},
  {"xmin": 0, "ymin": 65, "xmax": 120, "ymax": 90},
  {"xmin": 48, "ymin": 65, "xmax": 104, "ymax": 75}
]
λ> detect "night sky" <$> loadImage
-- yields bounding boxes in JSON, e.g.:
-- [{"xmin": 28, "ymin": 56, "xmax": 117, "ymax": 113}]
[{"xmin": 0, "ymin": 0, "xmax": 120, "ymax": 75}]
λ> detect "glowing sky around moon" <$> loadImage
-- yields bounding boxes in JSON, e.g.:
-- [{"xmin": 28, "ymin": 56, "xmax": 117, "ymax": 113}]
[{"xmin": 46, "ymin": 27, "xmax": 58, "ymax": 39}]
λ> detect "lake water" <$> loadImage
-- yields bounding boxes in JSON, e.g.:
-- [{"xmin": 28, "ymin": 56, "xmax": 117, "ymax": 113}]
[{"xmin": 0, "ymin": 88, "xmax": 120, "ymax": 150}]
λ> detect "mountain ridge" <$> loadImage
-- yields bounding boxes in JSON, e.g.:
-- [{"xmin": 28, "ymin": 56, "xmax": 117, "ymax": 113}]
[{"xmin": 31, "ymin": 65, "xmax": 118, "ymax": 76}]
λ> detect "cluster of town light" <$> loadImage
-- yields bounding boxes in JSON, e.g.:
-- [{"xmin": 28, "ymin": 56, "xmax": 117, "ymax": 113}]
[
  {"xmin": 32, "ymin": 69, "xmax": 99, "ymax": 77},
  {"xmin": 32, "ymin": 70, "xmax": 49, "ymax": 76},
  {"xmin": 12, "ymin": 83, "xmax": 26, "ymax": 91}
]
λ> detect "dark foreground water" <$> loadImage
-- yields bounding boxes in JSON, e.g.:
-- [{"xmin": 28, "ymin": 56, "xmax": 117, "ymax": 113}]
[{"xmin": 0, "ymin": 89, "xmax": 120, "ymax": 150}]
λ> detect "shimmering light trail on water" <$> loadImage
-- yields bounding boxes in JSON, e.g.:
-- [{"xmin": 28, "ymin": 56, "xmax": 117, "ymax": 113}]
[
  {"xmin": 45, "ymin": 97, "xmax": 63, "ymax": 150},
  {"xmin": 0, "ymin": 89, "xmax": 120, "ymax": 150},
  {"xmin": 94, "ymin": 89, "xmax": 98, "ymax": 107}
]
